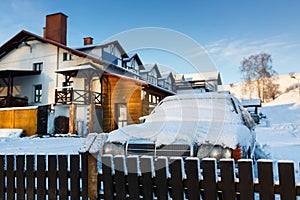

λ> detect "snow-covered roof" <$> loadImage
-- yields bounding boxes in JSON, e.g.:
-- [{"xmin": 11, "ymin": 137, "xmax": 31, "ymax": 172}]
[
  {"xmin": 179, "ymin": 72, "xmax": 222, "ymax": 85},
  {"xmin": 140, "ymin": 64, "xmax": 162, "ymax": 77}
]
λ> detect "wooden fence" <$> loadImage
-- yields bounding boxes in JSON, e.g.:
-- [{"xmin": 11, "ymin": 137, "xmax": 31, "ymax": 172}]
[
  {"xmin": 0, "ymin": 153, "xmax": 88, "ymax": 200},
  {"xmin": 0, "ymin": 153, "xmax": 300, "ymax": 199}
]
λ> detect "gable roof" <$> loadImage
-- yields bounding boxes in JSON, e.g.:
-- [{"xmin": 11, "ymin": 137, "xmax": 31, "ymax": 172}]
[
  {"xmin": 76, "ymin": 40, "xmax": 129, "ymax": 58},
  {"xmin": 159, "ymin": 71, "xmax": 175, "ymax": 82},
  {"xmin": 123, "ymin": 53, "xmax": 145, "ymax": 70},
  {"xmin": 0, "ymin": 30, "xmax": 105, "ymax": 65},
  {"xmin": 140, "ymin": 64, "xmax": 162, "ymax": 77}
]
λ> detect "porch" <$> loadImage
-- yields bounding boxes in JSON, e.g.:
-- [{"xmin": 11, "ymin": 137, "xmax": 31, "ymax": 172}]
[
  {"xmin": 0, "ymin": 69, "xmax": 41, "ymax": 108},
  {"xmin": 0, "ymin": 96, "xmax": 28, "ymax": 107}
]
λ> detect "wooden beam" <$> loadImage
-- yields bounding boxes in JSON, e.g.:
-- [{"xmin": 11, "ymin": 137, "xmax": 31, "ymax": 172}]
[{"xmin": 69, "ymin": 104, "xmax": 76, "ymax": 134}]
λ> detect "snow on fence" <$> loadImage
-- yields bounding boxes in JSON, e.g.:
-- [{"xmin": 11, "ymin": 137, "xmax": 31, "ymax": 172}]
[{"xmin": 0, "ymin": 153, "xmax": 300, "ymax": 200}]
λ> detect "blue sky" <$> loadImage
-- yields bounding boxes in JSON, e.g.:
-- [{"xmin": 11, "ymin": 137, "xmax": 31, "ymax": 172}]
[{"xmin": 1, "ymin": 0, "xmax": 300, "ymax": 85}]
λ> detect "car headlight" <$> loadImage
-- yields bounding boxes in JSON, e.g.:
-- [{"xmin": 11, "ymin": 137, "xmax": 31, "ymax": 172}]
[{"xmin": 103, "ymin": 142, "xmax": 125, "ymax": 155}]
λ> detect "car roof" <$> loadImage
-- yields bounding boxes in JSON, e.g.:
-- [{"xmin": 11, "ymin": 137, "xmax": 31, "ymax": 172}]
[{"xmin": 163, "ymin": 91, "xmax": 233, "ymax": 102}]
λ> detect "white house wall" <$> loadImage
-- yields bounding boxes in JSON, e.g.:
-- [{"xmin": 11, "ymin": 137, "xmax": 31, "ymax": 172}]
[{"xmin": 0, "ymin": 40, "xmax": 100, "ymax": 105}]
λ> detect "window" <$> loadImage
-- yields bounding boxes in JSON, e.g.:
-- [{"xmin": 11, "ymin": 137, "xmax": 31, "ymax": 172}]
[
  {"xmin": 34, "ymin": 85, "xmax": 42, "ymax": 103},
  {"xmin": 33, "ymin": 62, "xmax": 43, "ymax": 71},
  {"xmin": 63, "ymin": 52, "xmax": 72, "ymax": 61}
]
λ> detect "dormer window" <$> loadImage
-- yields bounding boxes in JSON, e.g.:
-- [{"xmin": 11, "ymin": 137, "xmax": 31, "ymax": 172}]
[
  {"xmin": 63, "ymin": 52, "xmax": 72, "ymax": 61},
  {"xmin": 33, "ymin": 62, "xmax": 43, "ymax": 71}
]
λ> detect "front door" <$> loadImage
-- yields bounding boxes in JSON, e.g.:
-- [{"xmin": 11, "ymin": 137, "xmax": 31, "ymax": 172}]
[{"xmin": 114, "ymin": 103, "xmax": 127, "ymax": 129}]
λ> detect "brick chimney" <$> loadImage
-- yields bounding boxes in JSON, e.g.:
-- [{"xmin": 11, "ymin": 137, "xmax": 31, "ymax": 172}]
[
  {"xmin": 83, "ymin": 37, "xmax": 93, "ymax": 46},
  {"xmin": 43, "ymin": 13, "xmax": 68, "ymax": 45}
]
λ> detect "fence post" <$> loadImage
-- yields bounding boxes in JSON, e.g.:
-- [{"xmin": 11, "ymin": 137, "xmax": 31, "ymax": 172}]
[
  {"xmin": 237, "ymin": 159, "xmax": 254, "ymax": 200},
  {"xmin": 127, "ymin": 156, "xmax": 140, "ymax": 200},
  {"xmin": 257, "ymin": 160, "xmax": 274, "ymax": 200},
  {"xmin": 114, "ymin": 155, "xmax": 126, "ymax": 200},
  {"xmin": 278, "ymin": 161, "xmax": 296, "ymax": 199},
  {"xmin": 0, "ymin": 154, "xmax": 4, "ymax": 200},
  {"xmin": 88, "ymin": 153, "xmax": 99, "ymax": 200},
  {"xmin": 140, "ymin": 156, "xmax": 154, "ymax": 200},
  {"xmin": 201, "ymin": 158, "xmax": 218, "ymax": 200},
  {"xmin": 155, "ymin": 157, "xmax": 169, "ymax": 200},
  {"xmin": 102, "ymin": 154, "xmax": 114, "ymax": 199},
  {"xmin": 16, "ymin": 154, "xmax": 25, "ymax": 200},
  {"xmin": 220, "ymin": 159, "xmax": 236, "ymax": 200},
  {"xmin": 185, "ymin": 157, "xmax": 200, "ymax": 200}
]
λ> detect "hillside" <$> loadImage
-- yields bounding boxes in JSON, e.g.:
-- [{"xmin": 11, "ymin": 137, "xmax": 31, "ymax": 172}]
[{"xmin": 224, "ymin": 72, "xmax": 300, "ymax": 103}]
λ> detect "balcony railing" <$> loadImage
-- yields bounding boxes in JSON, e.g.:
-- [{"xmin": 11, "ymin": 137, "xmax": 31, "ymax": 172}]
[
  {"xmin": 0, "ymin": 96, "xmax": 28, "ymax": 108},
  {"xmin": 55, "ymin": 88, "xmax": 102, "ymax": 105}
]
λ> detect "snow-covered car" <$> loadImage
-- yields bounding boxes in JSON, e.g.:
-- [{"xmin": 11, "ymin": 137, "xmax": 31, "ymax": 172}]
[{"xmin": 104, "ymin": 92, "xmax": 256, "ymax": 161}]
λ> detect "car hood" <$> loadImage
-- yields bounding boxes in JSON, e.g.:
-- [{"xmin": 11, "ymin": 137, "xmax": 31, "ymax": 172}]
[{"xmin": 106, "ymin": 120, "xmax": 254, "ymax": 149}]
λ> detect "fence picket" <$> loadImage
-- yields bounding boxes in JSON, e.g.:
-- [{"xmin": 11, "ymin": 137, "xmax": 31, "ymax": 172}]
[
  {"xmin": 26, "ymin": 154, "xmax": 35, "ymax": 200},
  {"xmin": 140, "ymin": 156, "xmax": 154, "ymax": 200},
  {"xmin": 7, "ymin": 154, "xmax": 15, "ymax": 200},
  {"xmin": 169, "ymin": 157, "xmax": 184, "ymax": 200},
  {"xmin": 16, "ymin": 155, "xmax": 25, "ymax": 200},
  {"xmin": 185, "ymin": 158, "xmax": 200, "ymax": 200},
  {"xmin": 202, "ymin": 158, "xmax": 218, "ymax": 200},
  {"xmin": 258, "ymin": 160, "xmax": 274, "ymax": 200},
  {"xmin": 37, "ymin": 154, "xmax": 46, "ymax": 200},
  {"xmin": 278, "ymin": 161, "xmax": 296, "ymax": 199},
  {"xmin": 0, "ymin": 155, "xmax": 4, "ymax": 200},
  {"xmin": 237, "ymin": 159, "xmax": 254, "ymax": 200},
  {"xmin": 70, "ymin": 154, "xmax": 80, "ymax": 199},
  {"xmin": 102, "ymin": 155, "xmax": 114, "ymax": 199},
  {"xmin": 58, "ymin": 154, "xmax": 68, "ymax": 199},
  {"xmin": 155, "ymin": 157, "xmax": 169, "ymax": 200},
  {"xmin": 127, "ymin": 156, "xmax": 140, "ymax": 200},
  {"xmin": 114, "ymin": 156, "xmax": 126, "ymax": 200},
  {"xmin": 81, "ymin": 153, "xmax": 89, "ymax": 200},
  {"xmin": 220, "ymin": 159, "xmax": 236, "ymax": 200},
  {"xmin": 48, "ymin": 154, "xmax": 57, "ymax": 200}
]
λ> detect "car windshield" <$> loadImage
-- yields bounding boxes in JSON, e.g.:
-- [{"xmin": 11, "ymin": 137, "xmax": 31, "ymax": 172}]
[{"xmin": 148, "ymin": 95, "xmax": 238, "ymax": 124}]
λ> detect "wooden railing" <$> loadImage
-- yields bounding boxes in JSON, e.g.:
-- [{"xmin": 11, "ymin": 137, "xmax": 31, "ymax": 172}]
[
  {"xmin": 0, "ymin": 96, "xmax": 28, "ymax": 107},
  {"xmin": 55, "ymin": 89, "xmax": 102, "ymax": 105}
]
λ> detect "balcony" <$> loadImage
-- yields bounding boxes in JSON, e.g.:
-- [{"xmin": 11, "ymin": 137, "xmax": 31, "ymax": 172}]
[
  {"xmin": 55, "ymin": 88, "xmax": 102, "ymax": 105},
  {"xmin": 0, "ymin": 96, "xmax": 28, "ymax": 108}
]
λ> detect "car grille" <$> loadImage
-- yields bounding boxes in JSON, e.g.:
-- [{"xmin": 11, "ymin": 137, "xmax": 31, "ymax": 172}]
[{"xmin": 127, "ymin": 143, "xmax": 195, "ymax": 157}]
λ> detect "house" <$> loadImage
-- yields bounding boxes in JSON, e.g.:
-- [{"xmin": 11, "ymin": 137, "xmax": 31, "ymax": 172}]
[
  {"xmin": 0, "ymin": 13, "xmax": 175, "ymax": 136},
  {"xmin": 175, "ymin": 71, "xmax": 223, "ymax": 93}
]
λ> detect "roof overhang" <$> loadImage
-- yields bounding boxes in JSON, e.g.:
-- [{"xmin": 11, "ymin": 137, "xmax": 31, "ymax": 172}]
[{"xmin": 0, "ymin": 69, "xmax": 41, "ymax": 78}]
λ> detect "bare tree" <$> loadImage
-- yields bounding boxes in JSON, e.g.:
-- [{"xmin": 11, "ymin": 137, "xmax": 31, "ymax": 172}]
[{"xmin": 240, "ymin": 52, "xmax": 278, "ymax": 102}]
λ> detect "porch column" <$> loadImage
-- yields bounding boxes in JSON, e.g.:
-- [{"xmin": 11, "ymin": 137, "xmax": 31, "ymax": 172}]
[{"xmin": 69, "ymin": 104, "xmax": 77, "ymax": 134}]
